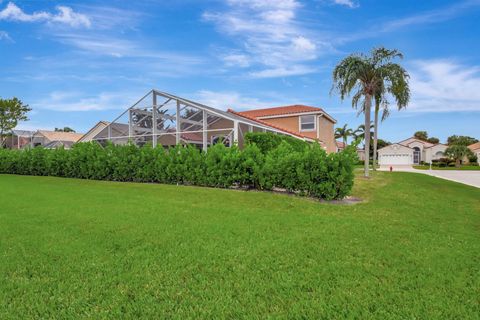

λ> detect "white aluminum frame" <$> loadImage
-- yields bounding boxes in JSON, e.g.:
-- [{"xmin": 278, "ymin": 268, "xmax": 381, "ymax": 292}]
[{"xmin": 91, "ymin": 89, "xmax": 311, "ymax": 149}]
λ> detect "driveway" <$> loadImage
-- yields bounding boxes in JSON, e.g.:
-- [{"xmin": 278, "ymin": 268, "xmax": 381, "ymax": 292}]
[{"xmin": 379, "ymin": 166, "xmax": 480, "ymax": 188}]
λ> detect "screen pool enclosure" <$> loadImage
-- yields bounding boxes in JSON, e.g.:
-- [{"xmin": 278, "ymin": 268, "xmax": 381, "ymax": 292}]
[{"xmin": 89, "ymin": 90, "xmax": 310, "ymax": 150}]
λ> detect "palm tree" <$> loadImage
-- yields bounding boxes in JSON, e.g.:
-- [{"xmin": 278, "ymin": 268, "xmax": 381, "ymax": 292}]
[
  {"xmin": 334, "ymin": 124, "xmax": 353, "ymax": 145},
  {"xmin": 353, "ymin": 123, "xmax": 374, "ymax": 144},
  {"xmin": 445, "ymin": 145, "xmax": 473, "ymax": 168},
  {"xmin": 332, "ymin": 47, "xmax": 410, "ymax": 177}
]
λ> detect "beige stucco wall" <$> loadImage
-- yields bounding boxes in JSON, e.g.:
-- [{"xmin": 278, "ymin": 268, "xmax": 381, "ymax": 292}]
[
  {"xmin": 425, "ymin": 144, "xmax": 447, "ymax": 163},
  {"xmin": 259, "ymin": 114, "xmax": 336, "ymax": 153},
  {"xmin": 262, "ymin": 116, "xmax": 305, "ymax": 135},
  {"xmin": 318, "ymin": 116, "xmax": 336, "ymax": 153}
]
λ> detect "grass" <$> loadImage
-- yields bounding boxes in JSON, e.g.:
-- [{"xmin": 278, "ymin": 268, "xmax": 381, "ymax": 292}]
[
  {"xmin": 413, "ymin": 165, "xmax": 480, "ymax": 170},
  {"xmin": 0, "ymin": 173, "xmax": 479, "ymax": 319}
]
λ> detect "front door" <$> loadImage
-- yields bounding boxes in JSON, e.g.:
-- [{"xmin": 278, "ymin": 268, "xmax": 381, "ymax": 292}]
[{"xmin": 413, "ymin": 150, "xmax": 420, "ymax": 164}]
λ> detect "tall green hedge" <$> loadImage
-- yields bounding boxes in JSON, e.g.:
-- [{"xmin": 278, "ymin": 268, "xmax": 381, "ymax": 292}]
[
  {"xmin": 0, "ymin": 140, "xmax": 356, "ymax": 200},
  {"xmin": 244, "ymin": 131, "xmax": 308, "ymax": 153}
]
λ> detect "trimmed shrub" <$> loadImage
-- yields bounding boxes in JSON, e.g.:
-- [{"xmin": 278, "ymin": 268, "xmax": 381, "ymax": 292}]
[
  {"xmin": 0, "ymin": 141, "xmax": 356, "ymax": 200},
  {"xmin": 244, "ymin": 132, "xmax": 308, "ymax": 154}
]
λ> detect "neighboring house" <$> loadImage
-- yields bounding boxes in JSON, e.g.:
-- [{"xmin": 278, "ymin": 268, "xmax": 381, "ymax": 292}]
[
  {"xmin": 4, "ymin": 130, "xmax": 35, "ymax": 149},
  {"xmin": 378, "ymin": 137, "xmax": 447, "ymax": 166},
  {"xmin": 468, "ymin": 142, "xmax": 480, "ymax": 163},
  {"xmin": 356, "ymin": 148, "xmax": 366, "ymax": 161},
  {"xmin": 336, "ymin": 140, "xmax": 345, "ymax": 152},
  {"xmin": 229, "ymin": 105, "xmax": 337, "ymax": 153},
  {"xmin": 32, "ymin": 130, "xmax": 84, "ymax": 149},
  {"xmin": 78, "ymin": 121, "xmax": 112, "ymax": 143},
  {"xmin": 336, "ymin": 141, "xmax": 365, "ymax": 161}
]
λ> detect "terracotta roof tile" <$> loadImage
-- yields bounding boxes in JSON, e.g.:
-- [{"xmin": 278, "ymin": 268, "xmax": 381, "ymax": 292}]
[
  {"xmin": 468, "ymin": 141, "xmax": 480, "ymax": 151},
  {"xmin": 237, "ymin": 105, "xmax": 325, "ymax": 118}
]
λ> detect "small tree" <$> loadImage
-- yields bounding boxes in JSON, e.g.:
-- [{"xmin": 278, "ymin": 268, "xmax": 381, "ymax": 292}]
[
  {"xmin": 447, "ymin": 135, "xmax": 478, "ymax": 146},
  {"xmin": 445, "ymin": 145, "xmax": 473, "ymax": 168},
  {"xmin": 427, "ymin": 137, "xmax": 439, "ymax": 144},
  {"xmin": 414, "ymin": 131, "xmax": 428, "ymax": 141},
  {"xmin": 0, "ymin": 98, "xmax": 31, "ymax": 148},
  {"xmin": 55, "ymin": 127, "xmax": 76, "ymax": 132}
]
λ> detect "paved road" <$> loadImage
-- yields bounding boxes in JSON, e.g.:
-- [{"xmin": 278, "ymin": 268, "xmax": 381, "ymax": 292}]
[{"xmin": 379, "ymin": 166, "xmax": 480, "ymax": 188}]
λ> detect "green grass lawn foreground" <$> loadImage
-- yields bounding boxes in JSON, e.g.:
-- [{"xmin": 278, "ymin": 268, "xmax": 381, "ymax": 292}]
[
  {"xmin": 413, "ymin": 165, "xmax": 480, "ymax": 170},
  {"xmin": 1, "ymin": 173, "xmax": 479, "ymax": 319}
]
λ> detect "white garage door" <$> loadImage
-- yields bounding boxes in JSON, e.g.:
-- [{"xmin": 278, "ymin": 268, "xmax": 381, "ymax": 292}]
[{"xmin": 379, "ymin": 154, "xmax": 411, "ymax": 165}]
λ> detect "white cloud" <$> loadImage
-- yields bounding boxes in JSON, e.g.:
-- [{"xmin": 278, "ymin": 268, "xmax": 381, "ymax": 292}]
[
  {"xmin": 0, "ymin": 2, "xmax": 90, "ymax": 28},
  {"xmin": 193, "ymin": 90, "xmax": 298, "ymax": 110},
  {"xmin": 54, "ymin": 33, "xmax": 203, "ymax": 65},
  {"xmin": 32, "ymin": 91, "xmax": 139, "ymax": 112},
  {"xmin": 0, "ymin": 30, "xmax": 11, "ymax": 41},
  {"xmin": 333, "ymin": 0, "xmax": 359, "ymax": 8},
  {"xmin": 382, "ymin": 1, "xmax": 478, "ymax": 32},
  {"xmin": 291, "ymin": 36, "xmax": 316, "ymax": 57},
  {"xmin": 335, "ymin": 0, "xmax": 479, "ymax": 44},
  {"xmin": 250, "ymin": 65, "xmax": 316, "ymax": 78},
  {"xmin": 203, "ymin": 0, "xmax": 323, "ymax": 77},
  {"xmin": 408, "ymin": 60, "xmax": 480, "ymax": 113},
  {"xmin": 222, "ymin": 53, "xmax": 251, "ymax": 67}
]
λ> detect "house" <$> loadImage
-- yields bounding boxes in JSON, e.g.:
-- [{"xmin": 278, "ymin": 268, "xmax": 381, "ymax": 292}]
[
  {"xmin": 4, "ymin": 130, "xmax": 35, "ymax": 149},
  {"xmin": 378, "ymin": 137, "xmax": 447, "ymax": 166},
  {"xmin": 79, "ymin": 90, "xmax": 337, "ymax": 152},
  {"xmin": 230, "ymin": 105, "xmax": 337, "ymax": 153},
  {"xmin": 32, "ymin": 130, "xmax": 84, "ymax": 149},
  {"xmin": 336, "ymin": 140, "xmax": 345, "ymax": 152},
  {"xmin": 468, "ymin": 142, "xmax": 480, "ymax": 163},
  {"xmin": 78, "ymin": 121, "xmax": 115, "ymax": 143}
]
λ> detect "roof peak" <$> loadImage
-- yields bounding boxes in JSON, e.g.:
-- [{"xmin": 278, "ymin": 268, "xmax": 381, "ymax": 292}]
[{"xmin": 233, "ymin": 104, "xmax": 336, "ymax": 123}]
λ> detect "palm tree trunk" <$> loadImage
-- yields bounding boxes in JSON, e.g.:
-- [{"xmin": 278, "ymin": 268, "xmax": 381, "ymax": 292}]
[
  {"xmin": 364, "ymin": 95, "xmax": 372, "ymax": 178},
  {"xmin": 0, "ymin": 129, "xmax": 5, "ymax": 148},
  {"xmin": 372, "ymin": 104, "xmax": 379, "ymax": 171}
]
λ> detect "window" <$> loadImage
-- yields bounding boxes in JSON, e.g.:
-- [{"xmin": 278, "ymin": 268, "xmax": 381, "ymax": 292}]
[{"xmin": 299, "ymin": 115, "xmax": 316, "ymax": 131}]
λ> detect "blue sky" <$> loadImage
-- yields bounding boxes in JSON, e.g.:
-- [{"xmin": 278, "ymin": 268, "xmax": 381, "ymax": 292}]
[{"xmin": 1, "ymin": 0, "xmax": 479, "ymax": 143}]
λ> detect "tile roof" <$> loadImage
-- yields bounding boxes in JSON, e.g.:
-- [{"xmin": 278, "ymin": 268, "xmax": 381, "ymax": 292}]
[
  {"xmin": 468, "ymin": 141, "xmax": 480, "ymax": 151},
  {"xmin": 36, "ymin": 130, "xmax": 84, "ymax": 142},
  {"xmin": 237, "ymin": 105, "xmax": 325, "ymax": 118},
  {"xmin": 227, "ymin": 109, "xmax": 316, "ymax": 141},
  {"xmin": 398, "ymin": 137, "xmax": 435, "ymax": 148}
]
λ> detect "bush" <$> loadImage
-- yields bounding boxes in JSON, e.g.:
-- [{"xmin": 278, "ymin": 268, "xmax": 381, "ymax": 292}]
[
  {"xmin": 244, "ymin": 132, "xmax": 308, "ymax": 154},
  {"xmin": 0, "ymin": 141, "xmax": 356, "ymax": 200},
  {"xmin": 468, "ymin": 153, "xmax": 478, "ymax": 164}
]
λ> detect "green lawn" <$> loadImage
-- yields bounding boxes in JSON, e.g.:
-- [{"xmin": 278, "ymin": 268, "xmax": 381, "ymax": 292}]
[
  {"xmin": 413, "ymin": 165, "xmax": 480, "ymax": 170},
  {"xmin": 0, "ymin": 173, "xmax": 479, "ymax": 319}
]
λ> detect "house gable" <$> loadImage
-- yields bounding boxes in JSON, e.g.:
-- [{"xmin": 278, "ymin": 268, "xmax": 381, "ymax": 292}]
[{"xmin": 378, "ymin": 143, "xmax": 413, "ymax": 154}]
